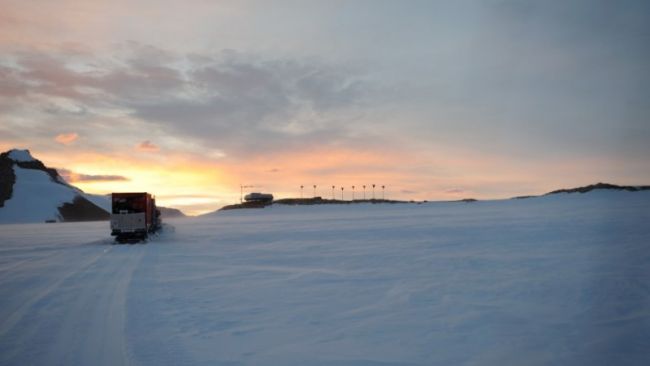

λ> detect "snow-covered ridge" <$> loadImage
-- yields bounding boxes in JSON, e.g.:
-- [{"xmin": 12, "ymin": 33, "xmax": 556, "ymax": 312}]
[
  {"xmin": 206, "ymin": 182, "xmax": 650, "ymax": 216},
  {"xmin": 0, "ymin": 166, "xmax": 77, "ymax": 223},
  {"xmin": 0, "ymin": 149, "xmax": 109, "ymax": 223},
  {"xmin": 546, "ymin": 182, "xmax": 650, "ymax": 195},
  {"xmin": 7, "ymin": 149, "xmax": 36, "ymax": 162}
]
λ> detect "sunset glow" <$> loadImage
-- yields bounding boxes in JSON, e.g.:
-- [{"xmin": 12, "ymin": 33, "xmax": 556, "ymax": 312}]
[{"xmin": 1, "ymin": 1, "xmax": 649, "ymax": 215}]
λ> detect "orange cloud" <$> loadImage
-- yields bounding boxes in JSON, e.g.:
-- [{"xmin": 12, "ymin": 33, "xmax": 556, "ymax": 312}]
[
  {"xmin": 57, "ymin": 168, "xmax": 128, "ymax": 183},
  {"xmin": 136, "ymin": 140, "xmax": 159, "ymax": 152},
  {"xmin": 54, "ymin": 132, "xmax": 78, "ymax": 145}
]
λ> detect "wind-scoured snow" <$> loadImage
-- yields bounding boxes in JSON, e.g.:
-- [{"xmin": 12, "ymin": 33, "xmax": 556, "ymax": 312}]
[
  {"xmin": 1, "ymin": 191, "xmax": 649, "ymax": 365},
  {"xmin": 0, "ymin": 166, "xmax": 76, "ymax": 223},
  {"xmin": 6, "ymin": 149, "xmax": 36, "ymax": 162}
]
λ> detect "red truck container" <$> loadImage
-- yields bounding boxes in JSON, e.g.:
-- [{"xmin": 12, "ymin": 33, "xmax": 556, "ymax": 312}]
[{"xmin": 110, "ymin": 192, "xmax": 161, "ymax": 243}]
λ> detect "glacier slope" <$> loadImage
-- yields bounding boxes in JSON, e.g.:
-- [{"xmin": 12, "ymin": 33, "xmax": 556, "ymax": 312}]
[{"xmin": 0, "ymin": 166, "xmax": 77, "ymax": 223}]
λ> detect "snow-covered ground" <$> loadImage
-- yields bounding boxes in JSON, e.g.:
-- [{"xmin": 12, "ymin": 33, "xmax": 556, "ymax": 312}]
[{"xmin": 1, "ymin": 191, "xmax": 649, "ymax": 365}]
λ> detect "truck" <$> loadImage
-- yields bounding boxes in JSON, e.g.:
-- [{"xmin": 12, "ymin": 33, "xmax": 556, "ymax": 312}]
[{"xmin": 110, "ymin": 192, "xmax": 161, "ymax": 243}]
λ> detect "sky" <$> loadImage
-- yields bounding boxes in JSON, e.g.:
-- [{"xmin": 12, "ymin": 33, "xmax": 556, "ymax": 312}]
[{"xmin": 1, "ymin": 0, "xmax": 649, "ymax": 215}]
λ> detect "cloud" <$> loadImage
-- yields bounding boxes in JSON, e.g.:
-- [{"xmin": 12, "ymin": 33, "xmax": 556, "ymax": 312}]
[
  {"xmin": 136, "ymin": 140, "xmax": 159, "ymax": 152},
  {"xmin": 0, "ymin": 65, "xmax": 29, "ymax": 98},
  {"xmin": 0, "ymin": 1, "xmax": 647, "ymax": 214},
  {"xmin": 445, "ymin": 188, "xmax": 465, "ymax": 194},
  {"xmin": 54, "ymin": 132, "xmax": 78, "ymax": 145},
  {"xmin": 127, "ymin": 52, "xmax": 371, "ymax": 156},
  {"xmin": 0, "ymin": 44, "xmax": 374, "ymax": 158},
  {"xmin": 57, "ymin": 168, "xmax": 128, "ymax": 182}
]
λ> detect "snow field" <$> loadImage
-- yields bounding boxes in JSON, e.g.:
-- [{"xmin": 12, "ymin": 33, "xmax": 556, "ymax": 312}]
[{"xmin": 1, "ymin": 192, "xmax": 649, "ymax": 365}]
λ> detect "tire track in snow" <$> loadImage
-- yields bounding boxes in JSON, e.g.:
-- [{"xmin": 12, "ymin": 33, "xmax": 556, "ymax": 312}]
[
  {"xmin": 0, "ymin": 257, "xmax": 35, "ymax": 273},
  {"xmin": 0, "ymin": 247, "xmax": 70, "ymax": 277},
  {"xmin": 104, "ymin": 246, "xmax": 145, "ymax": 366},
  {"xmin": 0, "ymin": 238, "xmax": 113, "ymax": 279},
  {"xmin": 45, "ymin": 245, "xmax": 145, "ymax": 365},
  {"xmin": 0, "ymin": 245, "xmax": 115, "ymax": 339},
  {"xmin": 125, "ymin": 244, "xmax": 202, "ymax": 366},
  {"xmin": 0, "ymin": 244, "xmax": 146, "ymax": 366}
]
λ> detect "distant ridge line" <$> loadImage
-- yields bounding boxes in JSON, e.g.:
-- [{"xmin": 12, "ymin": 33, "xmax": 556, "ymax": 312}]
[
  {"xmin": 219, "ymin": 182, "xmax": 650, "ymax": 211},
  {"xmin": 545, "ymin": 182, "xmax": 650, "ymax": 195},
  {"xmin": 219, "ymin": 197, "xmax": 409, "ymax": 211}
]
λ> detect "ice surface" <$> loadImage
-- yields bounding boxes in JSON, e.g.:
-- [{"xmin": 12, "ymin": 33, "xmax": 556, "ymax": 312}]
[
  {"xmin": 1, "ymin": 192, "xmax": 649, "ymax": 365},
  {"xmin": 0, "ymin": 166, "xmax": 76, "ymax": 223}
]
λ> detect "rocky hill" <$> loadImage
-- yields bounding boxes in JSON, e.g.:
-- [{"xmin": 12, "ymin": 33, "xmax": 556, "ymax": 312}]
[
  {"xmin": 546, "ymin": 182, "xmax": 650, "ymax": 195},
  {"xmin": 0, "ymin": 149, "xmax": 110, "ymax": 223}
]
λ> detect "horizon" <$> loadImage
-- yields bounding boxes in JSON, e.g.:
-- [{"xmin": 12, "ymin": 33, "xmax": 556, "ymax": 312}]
[
  {"xmin": 4, "ymin": 146, "xmax": 649, "ymax": 216},
  {"xmin": 1, "ymin": 1, "xmax": 649, "ymax": 215}
]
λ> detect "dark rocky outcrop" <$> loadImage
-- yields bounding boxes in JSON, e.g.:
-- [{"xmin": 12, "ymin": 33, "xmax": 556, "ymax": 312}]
[
  {"xmin": 1, "ymin": 149, "xmax": 73, "ymax": 208},
  {"xmin": 274, "ymin": 198, "xmax": 406, "ymax": 206},
  {"xmin": 457, "ymin": 198, "xmax": 478, "ymax": 203},
  {"xmin": 158, "ymin": 206, "xmax": 186, "ymax": 218},
  {"xmin": 0, "ymin": 152, "xmax": 16, "ymax": 207},
  {"xmin": 16, "ymin": 160, "xmax": 69, "ymax": 186},
  {"xmin": 220, "ymin": 201, "xmax": 272, "ymax": 210},
  {"xmin": 546, "ymin": 182, "xmax": 650, "ymax": 195},
  {"xmin": 57, "ymin": 196, "xmax": 110, "ymax": 222},
  {"xmin": 218, "ymin": 197, "xmax": 409, "ymax": 211}
]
